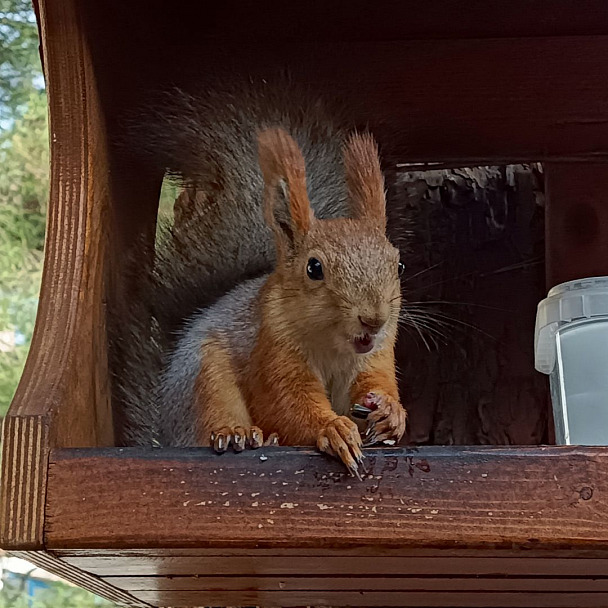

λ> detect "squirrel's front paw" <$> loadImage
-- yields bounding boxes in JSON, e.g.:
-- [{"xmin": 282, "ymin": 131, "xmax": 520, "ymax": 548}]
[
  {"xmin": 317, "ymin": 416, "xmax": 364, "ymax": 479},
  {"xmin": 360, "ymin": 392, "xmax": 407, "ymax": 446},
  {"xmin": 210, "ymin": 426, "xmax": 279, "ymax": 453}
]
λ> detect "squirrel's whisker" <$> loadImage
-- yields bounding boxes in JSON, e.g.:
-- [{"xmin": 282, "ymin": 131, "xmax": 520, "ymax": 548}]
[
  {"xmin": 403, "ymin": 260, "xmax": 445, "ymax": 281},
  {"xmin": 406, "ymin": 299, "xmax": 513, "ymax": 314},
  {"xmin": 402, "ymin": 308, "xmax": 496, "ymax": 343},
  {"xmin": 399, "ymin": 311, "xmax": 433, "ymax": 352}
]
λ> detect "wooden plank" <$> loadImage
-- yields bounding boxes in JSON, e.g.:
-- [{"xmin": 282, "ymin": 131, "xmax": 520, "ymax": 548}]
[
  {"xmin": 51, "ymin": 547, "xmax": 608, "ymax": 559},
  {"xmin": 109, "ymin": 575, "xmax": 608, "ymax": 592},
  {"xmin": 11, "ymin": 552, "xmax": 149, "ymax": 608},
  {"xmin": 45, "ymin": 446, "xmax": 608, "ymax": 549},
  {"xmin": 85, "ymin": 0, "xmax": 608, "ymax": 43},
  {"xmin": 58, "ymin": 555, "xmax": 608, "ymax": 577},
  {"xmin": 130, "ymin": 589, "xmax": 608, "ymax": 608},
  {"xmin": 545, "ymin": 163, "xmax": 608, "ymax": 287},
  {"xmin": 83, "ymin": 20, "xmax": 608, "ymax": 163},
  {"xmin": 274, "ymin": 37, "xmax": 608, "ymax": 163}
]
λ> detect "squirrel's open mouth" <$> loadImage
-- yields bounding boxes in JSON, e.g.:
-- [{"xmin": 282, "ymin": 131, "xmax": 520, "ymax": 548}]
[{"xmin": 352, "ymin": 333, "xmax": 375, "ymax": 354}]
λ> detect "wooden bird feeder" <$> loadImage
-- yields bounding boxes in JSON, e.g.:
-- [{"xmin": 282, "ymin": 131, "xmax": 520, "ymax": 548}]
[{"xmin": 3, "ymin": 1, "xmax": 608, "ymax": 607}]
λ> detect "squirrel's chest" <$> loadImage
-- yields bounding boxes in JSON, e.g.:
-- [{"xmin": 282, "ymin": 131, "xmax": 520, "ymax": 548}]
[{"xmin": 315, "ymin": 359, "xmax": 359, "ymax": 417}]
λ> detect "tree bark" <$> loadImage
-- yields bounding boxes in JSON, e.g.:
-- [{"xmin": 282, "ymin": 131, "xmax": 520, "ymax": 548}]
[{"xmin": 387, "ymin": 164, "xmax": 548, "ymax": 445}]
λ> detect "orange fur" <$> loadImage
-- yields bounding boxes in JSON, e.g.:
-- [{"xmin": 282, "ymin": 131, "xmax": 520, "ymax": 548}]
[
  {"xmin": 247, "ymin": 321, "xmax": 337, "ymax": 445},
  {"xmin": 258, "ymin": 128, "xmax": 312, "ymax": 251},
  {"xmin": 350, "ymin": 347, "xmax": 399, "ymax": 405},
  {"xmin": 343, "ymin": 132, "xmax": 386, "ymax": 229},
  {"xmin": 194, "ymin": 337, "xmax": 253, "ymax": 445},
  {"xmin": 244, "ymin": 278, "xmax": 364, "ymax": 471}
]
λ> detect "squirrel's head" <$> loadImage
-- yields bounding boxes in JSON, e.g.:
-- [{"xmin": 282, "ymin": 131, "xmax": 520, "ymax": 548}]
[{"xmin": 258, "ymin": 128, "xmax": 402, "ymax": 356}]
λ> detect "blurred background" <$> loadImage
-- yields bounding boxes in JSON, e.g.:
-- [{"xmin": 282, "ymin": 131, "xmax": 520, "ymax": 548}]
[{"xmin": 0, "ymin": 1, "xmax": 117, "ymax": 605}]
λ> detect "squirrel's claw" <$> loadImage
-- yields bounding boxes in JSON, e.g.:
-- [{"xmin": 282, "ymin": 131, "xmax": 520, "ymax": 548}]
[
  {"xmin": 363, "ymin": 396, "xmax": 407, "ymax": 446},
  {"xmin": 210, "ymin": 425, "xmax": 272, "ymax": 452},
  {"xmin": 232, "ymin": 427, "xmax": 247, "ymax": 452},
  {"xmin": 263, "ymin": 432, "xmax": 280, "ymax": 447},
  {"xmin": 363, "ymin": 433, "xmax": 377, "ymax": 446},
  {"xmin": 348, "ymin": 461, "xmax": 363, "ymax": 481},
  {"xmin": 317, "ymin": 416, "xmax": 364, "ymax": 479},
  {"xmin": 212, "ymin": 428, "xmax": 232, "ymax": 453},
  {"xmin": 246, "ymin": 426, "xmax": 264, "ymax": 449}
]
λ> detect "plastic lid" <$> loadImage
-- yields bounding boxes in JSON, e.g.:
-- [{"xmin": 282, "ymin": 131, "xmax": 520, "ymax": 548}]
[{"xmin": 535, "ymin": 276, "xmax": 608, "ymax": 374}]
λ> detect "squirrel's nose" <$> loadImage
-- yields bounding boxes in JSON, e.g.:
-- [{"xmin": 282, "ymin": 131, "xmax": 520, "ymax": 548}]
[{"xmin": 358, "ymin": 315, "xmax": 386, "ymax": 334}]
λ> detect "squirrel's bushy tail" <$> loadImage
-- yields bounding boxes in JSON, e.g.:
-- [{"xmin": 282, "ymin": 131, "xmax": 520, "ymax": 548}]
[{"xmin": 110, "ymin": 80, "xmax": 354, "ymax": 445}]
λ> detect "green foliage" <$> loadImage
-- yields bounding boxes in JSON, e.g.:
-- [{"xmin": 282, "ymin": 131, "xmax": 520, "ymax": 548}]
[
  {"xmin": 0, "ymin": 0, "xmax": 48, "ymax": 418},
  {"xmin": 159, "ymin": 177, "xmax": 179, "ymax": 218},
  {"xmin": 0, "ymin": 89, "xmax": 47, "ymax": 418},
  {"xmin": 0, "ymin": 0, "xmax": 42, "ymax": 123},
  {"xmin": 0, "ymin": 88, "xmax": 49, "ymax": 208},
  {"xmin": 0, "ymin": 578, "xmax": 119, "ymax": 608}
]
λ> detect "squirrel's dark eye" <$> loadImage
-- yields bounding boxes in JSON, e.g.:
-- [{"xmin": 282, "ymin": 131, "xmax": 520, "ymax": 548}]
[
  {"xmin": 398, "ymin": 261, "xmax": 406, "ymax": 276},
  {"xmin": 306, "ymin": 258, "xmax": 324, "ymax": 281}
]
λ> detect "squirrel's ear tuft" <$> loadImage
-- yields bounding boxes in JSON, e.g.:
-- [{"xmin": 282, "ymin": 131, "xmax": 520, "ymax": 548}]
[
  {"xmin": 258, "ymin": 128, "xmax": 313, "ymax": 257},
  {"xmin": 343, "ymin": 132, "xmax": 386, "ymax": 229}
]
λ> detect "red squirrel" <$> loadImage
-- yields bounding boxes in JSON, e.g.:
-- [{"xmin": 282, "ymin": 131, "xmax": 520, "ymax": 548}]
[{"xmin": 114, "ymin": 83, "xmax": 407, "ymax": 477}]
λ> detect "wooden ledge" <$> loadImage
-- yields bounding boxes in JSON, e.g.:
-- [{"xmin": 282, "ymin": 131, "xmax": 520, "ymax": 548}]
[
  {"xmin": 47, "ymin": 546, "xmax": 608, "ymax": 608},
  {"xmin": 45, "ymin": 446, "xmax": 608, "ymax": 550}
]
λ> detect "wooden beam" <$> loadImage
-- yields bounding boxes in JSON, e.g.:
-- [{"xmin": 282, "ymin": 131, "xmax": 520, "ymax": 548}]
[
  {"xmin": 86, "ymin": 0, "xmax": 608, "ymax": 42},
  {"xmin": 45, "ymin": 446, "xmax": 608, "ymax": 550},
  {"xmin": 84, "ymin": 31, "xmax": 608, "ymax": 163},
  {"xmin": 284, "ymin": 37, "xmax": 608, "ymax": 163},
  {"xmin": 59, "ymin": 552, "xmax": 608, "ymax": 578},
  {"xmin": 49, "ymin": 547, "xmax": 608, "ymax": 608},
  {"xmin": 108, "ymin": 575, "xmax": 608, "ymax": 593},
  {"xmin": 128, "ymin": 589, "xmax": 608, "ymax": 607}
]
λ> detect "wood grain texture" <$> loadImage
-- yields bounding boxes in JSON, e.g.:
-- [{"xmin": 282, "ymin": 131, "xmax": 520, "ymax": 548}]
[
  {"xmin": 0, "ymin": 417, "xmax": 48, "ymax": 549},
  {"xmin": 9, "ymin": 0, "xmax": 114, "ymax": 445},
  {"xmin": 290, "ymin": 37, "xmax": 608, "ymax": 163},
  {"xmin": 80, "ymin": 10, "xmax": 608, "ymax": 163},
  {"xmin": 126, "ymin": 590, "xmax": 608, "ymax": 608},
  {"xmin": 66, "ymin": 554, "xmax": 608, "ymax": 577},
  {"xmin": 52, "ymin": 547, "xmax": 608, "ymax": 559},
  {"xmin": 53, "ymin": 547, "xmax": 608, "ymax": 607},
  {"xmin": 45, "ymin": 446, "xmax": 608, "ymax": 549},
  {"xmin": 545, "ymin": 163, "xmax": 608, "ymax": 288},
  {"xmin": 12, "ymin": 551, "xmax": 149, "ymax": 608},
  {"xmin": 109, "ymin": 576, "xmax": 608, "ymax": 592},
  {"xmin": 39, "ymin": 0, "xmax": 113, "ymax": 448}
]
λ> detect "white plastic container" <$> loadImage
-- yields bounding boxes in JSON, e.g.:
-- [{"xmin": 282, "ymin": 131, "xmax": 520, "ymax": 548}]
[{"xmin": 535, "ymin": 277, "xmax": 608, "ymax": 445}]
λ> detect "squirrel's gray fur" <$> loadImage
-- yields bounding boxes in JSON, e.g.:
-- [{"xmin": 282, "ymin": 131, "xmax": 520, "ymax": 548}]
[
  {"xmin": 112, "ymin": 80, "xmax": 362, "ymax": 446},
  {"xmin": 159, "ymin": 276, "xmax": 266, "ymax": 446}
]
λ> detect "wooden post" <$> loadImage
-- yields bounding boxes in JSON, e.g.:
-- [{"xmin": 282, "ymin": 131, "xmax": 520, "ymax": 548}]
[{"xmin": 545, "ymin": 163, "xmax": 608, "ymax": 289}]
